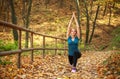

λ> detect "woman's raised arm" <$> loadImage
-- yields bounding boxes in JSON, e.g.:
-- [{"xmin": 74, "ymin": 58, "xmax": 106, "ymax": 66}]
[
  {"xmin": 73, "ymin": 12, "xmax": 80, "ymax": 39},
  {"xmin": 67, "ymin": 14, "xmax": 74, "ymax": 39}
]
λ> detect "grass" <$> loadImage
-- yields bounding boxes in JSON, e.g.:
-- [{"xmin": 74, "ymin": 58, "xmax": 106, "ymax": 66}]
[
  {"xmin": 0, "ymin": 57, "xmax": 12, "ymax": 65},
  {"xmin": 0, "ymin": 59, "xmax": 12, "ymax": 65},
  {"xmin": 0, "ymin": 40, "xmax": 18, "ymax": 51},
  {"xmin": 109, "ymin": 27, "xmax": 120, "ymax": 50}
]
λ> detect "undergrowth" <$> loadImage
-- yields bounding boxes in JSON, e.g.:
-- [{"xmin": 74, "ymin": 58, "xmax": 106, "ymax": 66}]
[
  {"xmin": 98, "ymin": 52, "xmax": 120, "ymax": 78},
  {"xmin": 0, "ymin": 40, "xmax": 18, "ymax": 51},
  {"xmin": 0, "ymin": 58, "xmax": 12, "ymax": 65},
  {"xmin": 110, "ymin": 26, "xmax": 120, "ymax": 50}
]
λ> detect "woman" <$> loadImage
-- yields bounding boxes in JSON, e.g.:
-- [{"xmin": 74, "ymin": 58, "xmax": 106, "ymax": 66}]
[{"xmin": 67, "ymin": 12, "xmax": 81, "ymax": 72}]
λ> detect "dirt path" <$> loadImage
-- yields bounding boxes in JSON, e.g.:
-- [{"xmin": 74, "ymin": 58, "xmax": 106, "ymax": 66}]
[
  {"xmin": 25, "ymin": 51, "xmax": 112, "ymax": 79},
  {"xmin": 53, "ymin": 51, "xmax": 112, "ymax": 79},
  {"xmin": 0, "ymin": 51, "xmax": 112, "ymax": 79}
]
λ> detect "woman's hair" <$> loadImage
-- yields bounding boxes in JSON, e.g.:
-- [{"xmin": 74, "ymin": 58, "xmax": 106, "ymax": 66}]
[
  {"xmin": 70, "ymin": 28, "xmax": 77, "ymax": 33},
  {"xmin": 70, "ymin": 28, "xmax": 77, "ymax": 37}
]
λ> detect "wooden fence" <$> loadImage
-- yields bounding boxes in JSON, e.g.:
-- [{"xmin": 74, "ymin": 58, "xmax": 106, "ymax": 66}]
[{"xmin": 0, "ymin": 21, "xmax": 67, "ymax": 68}]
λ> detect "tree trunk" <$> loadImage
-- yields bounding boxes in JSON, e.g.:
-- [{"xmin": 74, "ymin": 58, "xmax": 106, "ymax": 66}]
[
  {"xmin": 44, "ymin": 0, "xmax": 50, "ymax": 8},
  {"xmin": 6, "ymin": 1, "xmax": 10, "ymax": 22},
  {"xmin": 9, "ymin": 0, "xmax": 18, "ymax": 42},
  {"xmin": 90, "ymin": 0, "xmax": 93, "ymax": 16},
  {"xmin": 84, "ymin": 0, "xmax": 90, "ymax": 45},
  {"xmin": 0, "ymin": 0, "xmax": 4, "ymax": 16},
  {"xmin": 103, "ymin": 2, "xmax": 107, "ymax": 16},
  {"xmin": 58, "ymin": 0, "xmax": 64, "ymax": 8},
  {"xmin": 22, "ymin": 0, "xmax": 32, "ymax": 48},
  {"xmin": 113, "ymin": 2, "xmax": 115, "ymax": 8},
  {"xmin": 75, "ymin": 0, "xmax": 82, "ymax": 40},
  {"xmin": 89, "ymin": 5, "xmax": 100, "ymax": 43},
  {"xmin": 69, "ymin": 0, "xmax": 74, "ymax": 10},
  {"xmin": 25, "ymin": 0, "xmax": 32, "ymax": 48},
  {"xmin": 108, "ymin": 7, "xmax": 112, "ymax": 26},
  {"xmin": 0, "ymin": 0, "xmax": 8, "ymax": 21}
]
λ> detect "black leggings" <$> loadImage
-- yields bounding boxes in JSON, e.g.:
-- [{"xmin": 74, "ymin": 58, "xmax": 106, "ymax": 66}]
[{"xmin": 68, "ymin": 55, "xmax": 78, "ymax": 67}]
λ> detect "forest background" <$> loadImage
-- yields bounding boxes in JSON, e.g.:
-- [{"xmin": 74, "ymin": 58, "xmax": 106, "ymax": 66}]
[{"xmin": 0, "ymin": 0, "xmax": 120, "ymax": 79}]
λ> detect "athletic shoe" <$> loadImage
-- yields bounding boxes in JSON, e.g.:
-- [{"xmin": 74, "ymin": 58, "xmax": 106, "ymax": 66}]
[{"xmin": 71, "ymin": 67, "xmax": 76, "ymax": 72}]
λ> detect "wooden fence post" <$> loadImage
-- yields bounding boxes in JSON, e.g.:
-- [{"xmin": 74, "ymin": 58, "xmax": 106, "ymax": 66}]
[
  {"xmin": 43, "ymin": 36, "xmax": 45, "ymax": 58},
  {"xmin": 55, "ymin": 38, "xmax": 57, "ymax": 55},
  {"xmin": 18, "ymin": 30, "xmax": 22, "ymax": 68},
  {"xmin": 0, "ymin": 21, "xmax": 68, "ymax": 68},
  {"xmin": 30, "ymin": 33, "xmax": 33, "ymax": 62},
  {"xmin": 64, "ymin": 40, "xmax": 67, "ymax": 55}
]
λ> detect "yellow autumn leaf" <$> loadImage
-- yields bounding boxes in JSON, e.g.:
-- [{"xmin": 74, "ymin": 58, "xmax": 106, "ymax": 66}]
[
  {"xmin": 63, "ymin": 76, "xmax": 70, "ymax": 79},
  {"xmin": 8, "ymin": 68, "xmax": 12, "ymax": 72},
  {"xmin": 57, "ymin": 78, "xmax": 62, "ymax": 79}
]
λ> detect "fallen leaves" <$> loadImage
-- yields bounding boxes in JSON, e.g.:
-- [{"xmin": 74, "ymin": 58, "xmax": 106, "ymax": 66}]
[
  {"xmin": 97, "ymin": 51, "xmax": 120, "ymax": 79},
  {"xmin": 0, "ymin": 51, "xmax": 119, "ymax": 79}
]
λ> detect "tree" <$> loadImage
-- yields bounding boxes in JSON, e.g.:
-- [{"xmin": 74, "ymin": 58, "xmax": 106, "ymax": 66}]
[
  {"xmin": 90, "ymin": 0, "xmax": 93, "ymax": 16},
  {"xmin": 9, "ymin": 0, "xmax": 18, "ymax": 42},
  {"xmin": 83, "ymin": 0, "xmax": 90, "ymax": 45},
  {"xmin": 58, "ymin": 0, "xmax": 64, "ymax": 8},
  {"xmin": 103, "ymin": 2, "xmax": 107, "ymax": 16},
  {"xmin": 0, "ymin": 0, "xmax": 9, "ymax": 22},
  {"xmin": 44, "ymin": 0, "xmax": 50, "ymax": 8},
  {"xmin": 75, "ymin": 0, "xmax": 82, "ymax": 40},
  {"xmin": 108, "ymin": 2, "xmax": 113, "ymax": 26},
  {"xmin": 89, "ymin": 5, "xmax": 100, "ymax": 43},
  {"xmin": 22, "ymin": 0, "xmax": 32, "ymax": 48}
]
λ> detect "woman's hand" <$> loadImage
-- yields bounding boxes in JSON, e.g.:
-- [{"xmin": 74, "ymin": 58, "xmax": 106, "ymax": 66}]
[
  {"xmin": 67, "ymin": 12, "xmax": 74, "ymax": 39},
  {"xmin": 72, "ymin": 12, "xmax": 80, "ymax": 39},
  {"xmin": 72, "ymin": 12, "xmax": 76, "ymax": 17}
]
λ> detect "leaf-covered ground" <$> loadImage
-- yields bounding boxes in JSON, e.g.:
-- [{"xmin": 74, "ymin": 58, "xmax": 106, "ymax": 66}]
[{"xmin": 0, "ymin": 51, "xmax": 120, "ymax": 79}]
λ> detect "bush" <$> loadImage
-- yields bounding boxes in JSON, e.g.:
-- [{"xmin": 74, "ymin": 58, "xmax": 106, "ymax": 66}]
[
  {"xmin": 0, "ymin": 58, "xmax": 12, "ymax": 65},
  {"xmin": 110, "ymin": 27, "xmax": 120, "ymax": 49},
  {"xmin": 4, "ymin": 42, "xmax": 18, "ymax": 51},
  {"xmin": 0, "ymin": 40, "xmax": 18, "ymax": 51},
  {"xmin": 0, "ymin": 40, "xmax": 5, "ymax": 51}
]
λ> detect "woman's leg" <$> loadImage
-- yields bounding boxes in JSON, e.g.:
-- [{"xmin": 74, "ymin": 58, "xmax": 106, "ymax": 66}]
[
  {"xmin": 71, "ymin": 54, "xmax": 78, "ymax": 72},
  {"xmin": 73, "ymin": 52, "xmax": 79, "ymax": 67},
  {"xmin": 73, "ymin": 56, "xmax": 78, "ymax": 67},
  {"xmin": 68, "ymin": 55, "xmax": 73, "ymax": 65}
]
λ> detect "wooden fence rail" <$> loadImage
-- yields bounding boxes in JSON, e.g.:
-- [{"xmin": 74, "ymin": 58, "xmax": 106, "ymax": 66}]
[{"xmin": 0, "ymin": 21, "xmax": 67, "ymax": 68}]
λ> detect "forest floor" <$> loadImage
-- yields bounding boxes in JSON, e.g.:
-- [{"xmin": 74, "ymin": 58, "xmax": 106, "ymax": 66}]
[
  {"xmin": 1, "ymin": 50, "xmax": 119, "ymax": 79},
  {"xmin": 0, "ymin": 1, "xmax": 120, "ymax": 79}
]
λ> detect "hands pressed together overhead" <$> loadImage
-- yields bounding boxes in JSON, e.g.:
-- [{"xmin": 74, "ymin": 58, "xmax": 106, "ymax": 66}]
[{"xmin": 67, "ymin": 12, "xmax": 80, "ymax": 39}]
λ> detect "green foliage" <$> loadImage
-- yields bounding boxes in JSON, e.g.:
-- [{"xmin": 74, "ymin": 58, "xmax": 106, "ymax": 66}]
[
  {"xmin": 110, "ymin": 27, "xmax": 120, "ymax": 49},
  {"xmin": 0, "ymin": 58, "xmax": 12, "ymax": 65},
  {"xmin": 79, "ymin": 42, "xmax": 96, "ymax": 51},
  {"xmin": 0, "ymin": 40, "xmax": 5, "ymax": 51},
  {"xmin": 79, "ymin": 42, "xmax": 85, "ymax": 50},
  {"xmin": 4, "ymin": 42, "xmax": 18, "ymax": 51},
  {"xmin": 98, "ymin": 45, "xmax": 108, "ymax": 51},
  {"xmin": 0, "ymin": 40, "xmax": 18, "ymax": 51}
]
